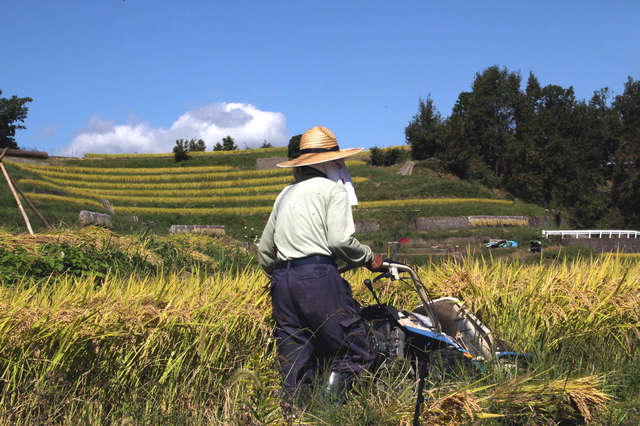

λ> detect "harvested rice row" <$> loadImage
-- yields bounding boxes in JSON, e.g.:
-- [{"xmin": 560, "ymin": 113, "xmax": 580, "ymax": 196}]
[
  {"xmin": 27, "ymin": 191, "xmax": 511, "ymax": 213},
  {"xmin": 27, "ymin": 193, "xmax": 105, "ymax": 209},
  {"xmin": 116, "ymin": 205, "xmax": 275, "ymax": 215},
  {"xmin": 19, "ymin": 166, "xmax": 292, "ymax": 182},
  {"xmin": 35, "ymin": 175, "xmax": 368, "ymax": 189},
  {"xmin": 12, "ymin": 160, "xmax": 366, "ymax": 182},
  {"xmin": 359, "ymin": 198, "xmax": 512, "ymax": 208},
  {"xmin": 27, "ymin": 193, "xmax": 274, "ymax": 213},
  {"xmin": 19, "ymin": 179, "xmax": 287, "ymax": 197},
  {"xmin": 469, "ymin": 218, "xmax": 529, "ymax": 227},
  {"xmin": 8, "ymin": 161, "xmax": 233, "ymax": 175},
  {"xmin": 33, "ymin": 181, "xmax": 279, "ymax": 205},
  {"xmin": 37, "ymin": 175, "xmax": 295, "ymax": 189}
]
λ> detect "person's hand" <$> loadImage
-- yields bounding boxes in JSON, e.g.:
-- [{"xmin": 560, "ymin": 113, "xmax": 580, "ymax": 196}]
[{"xmin": 367, "ymin": 254, "xmax": 384, "ymax": 272}]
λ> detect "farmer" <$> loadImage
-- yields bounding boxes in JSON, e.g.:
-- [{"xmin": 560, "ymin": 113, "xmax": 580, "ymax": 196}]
[{"xmin": 257, "ymin": 126, "xmax": 384, "ymax": 409}]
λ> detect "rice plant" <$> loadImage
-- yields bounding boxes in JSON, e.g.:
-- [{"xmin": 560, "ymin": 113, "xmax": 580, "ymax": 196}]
[{"xmin": 0, "ymin": 233, "xmax": 636, "ymax": 424}]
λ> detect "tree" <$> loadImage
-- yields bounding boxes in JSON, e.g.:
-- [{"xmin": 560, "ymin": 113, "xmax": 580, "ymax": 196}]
[
  {"xmin": 610, "ymin": 77, "xmax": 640, "ymax": 227},
  {"xmin": 370, "ymin": 146, "xmax": 403, "ymax": 166},
  {"xmin": 287, "ymin": 134, "xmax": 302, "ymax": 158},
  {"xmin": 405, "ymin": 95, "xmax": 442, "ymax": 160},
  {"xmin": 213, "ymin": 142, "xmax": 223, "ymax": 151},
  {"xmin": 463, "ymin": 66, "xmax": 522, "ymax": 179},
  {"xmin": 0, "ymin": 90, "xmax": 33, "ymax": 149},
  {"xmin": 222, "ymin": 135, "xmax": 237, "ymax": 151},
  {"xmin": 260, "ymin": 140, "xmax": 273, "ymax": 148},
  {"xmin": 187, "ymin": 138, "xmax": 206, "ymax": 151},
  {"xmin": 173, "ymin": 139, "xmax": 189, "ymax": 162}
]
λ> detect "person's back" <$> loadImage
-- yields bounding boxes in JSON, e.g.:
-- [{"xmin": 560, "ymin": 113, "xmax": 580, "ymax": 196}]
[{"xmin": 257, "ymin": 126, "xmax": 383, "ymax": 415}]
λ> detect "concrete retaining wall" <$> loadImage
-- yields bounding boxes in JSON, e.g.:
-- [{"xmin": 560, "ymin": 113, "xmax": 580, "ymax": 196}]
[{"xmin": 414, "ymin": 216, "xmax": 469, "ymax": 231}]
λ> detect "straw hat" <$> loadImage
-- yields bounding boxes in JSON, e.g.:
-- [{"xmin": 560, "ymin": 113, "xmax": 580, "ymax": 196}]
[{"xmin": 277, "ymin": 126, "xmax": 364, "ymax": 167}]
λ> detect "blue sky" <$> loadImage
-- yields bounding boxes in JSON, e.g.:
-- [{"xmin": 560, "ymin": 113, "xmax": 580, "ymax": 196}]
[{"xmin": 2, "ymin": 1, "xmax": 639, "ymax": 156}]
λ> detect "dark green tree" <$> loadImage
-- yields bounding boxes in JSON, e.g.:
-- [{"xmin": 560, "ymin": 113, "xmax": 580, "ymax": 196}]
[
  {"xmin": 463, "ymin": 66, "xmax": 522, "ymax": 180},
  {"xmin": 287, "ymin": 134, "xmax": 302, "ymax": 158},
  {"xmin": 610, "ymin": 77, "xmax": 640, "ymax": 227},
  {"xmin": 405, "ymin": 95, "xmax": 442, "ymax": 160},
  {"xmin": 0, "ymin": 90, "xmax": 33, "ymax": 149},
  {"xmin": 187, "ymin": 138, "xmax": 206, "ymax": 151},
  {"xmin": 213, "ymin": 142, "xmax": 223, "ymax": 151},
  {"xmin": 370, "ymin": 147, "xmax": 403, "ymax": 166},
  {"xmin": 173, "ymin": 139, "xmax": 189, "ymax": 162},
  {"xmin": 260, "ymin": 140, "xmax": 273, "ymax": 148},
  {"xmin": 222, "ymin": 135, "xmax": 237, "ymax": 151}
]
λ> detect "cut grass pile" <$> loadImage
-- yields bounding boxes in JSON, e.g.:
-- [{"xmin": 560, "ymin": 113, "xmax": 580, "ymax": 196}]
[{"xmin": 0, "ymin": 230, "xmax": 637, "ymax": 424}]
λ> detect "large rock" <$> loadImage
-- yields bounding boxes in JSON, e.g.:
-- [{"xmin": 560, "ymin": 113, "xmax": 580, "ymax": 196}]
[
  {"xmin": 78, "ymin": 210, "xmax": 112, "ymax": 227},
  {"xmin": 169, "ymin": 225, "xmax": 225, "ymax": 236}
]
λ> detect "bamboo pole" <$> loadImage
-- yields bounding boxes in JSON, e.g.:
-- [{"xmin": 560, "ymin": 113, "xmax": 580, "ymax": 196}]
[{"xmin": 0, "ymin": 148, "xmax": 34, "ymax": 234}]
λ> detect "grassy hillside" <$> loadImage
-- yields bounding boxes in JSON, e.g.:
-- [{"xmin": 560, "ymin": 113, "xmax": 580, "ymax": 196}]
[{"xmin": 0, "ymin": 149, "xmax": 546, "ymax": 247}]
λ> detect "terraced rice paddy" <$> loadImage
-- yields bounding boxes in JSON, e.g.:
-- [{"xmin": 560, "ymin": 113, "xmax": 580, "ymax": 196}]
[{"xmin": 9, "ymin": 160, "xmax": 515, "ymax": 215}]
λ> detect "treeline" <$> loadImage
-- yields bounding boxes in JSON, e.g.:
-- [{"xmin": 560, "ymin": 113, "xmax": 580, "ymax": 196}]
[{"xmin": 406, "ymin": 66, "xmax": 640, "ymax": 228}]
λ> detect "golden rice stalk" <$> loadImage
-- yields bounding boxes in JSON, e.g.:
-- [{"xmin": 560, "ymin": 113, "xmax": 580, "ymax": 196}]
[{"xmin": 469, "ymin": 217, "xmax": 529, "ymax": 227}]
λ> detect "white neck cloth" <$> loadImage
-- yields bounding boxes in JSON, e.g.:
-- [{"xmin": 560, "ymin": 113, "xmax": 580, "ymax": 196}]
[{"xmin": 310, "ymin": 159, "xmax": 359, "ymax": 207}]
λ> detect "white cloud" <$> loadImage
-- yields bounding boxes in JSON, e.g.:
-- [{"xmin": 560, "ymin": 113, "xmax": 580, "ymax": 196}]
[{"xmin": 60, "ymin": 102, "xmax": 287, "ymax": 156}]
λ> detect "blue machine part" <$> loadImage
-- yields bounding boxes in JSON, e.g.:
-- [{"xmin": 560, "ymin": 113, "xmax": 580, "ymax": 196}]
[{"xmin": 402, "ymin": 325, "xmax": 472, "ymax": 359}]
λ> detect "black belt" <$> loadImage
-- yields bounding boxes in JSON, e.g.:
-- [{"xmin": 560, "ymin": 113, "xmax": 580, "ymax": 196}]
[{"xmin": 274, "ymin": 255, "xmax": 335, "ymax": 269}]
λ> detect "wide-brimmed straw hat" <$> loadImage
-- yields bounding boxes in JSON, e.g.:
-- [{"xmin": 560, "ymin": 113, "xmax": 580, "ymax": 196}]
[{"xmin": 277, "ymin": 126, "xmax": 364, "ymax": 167}]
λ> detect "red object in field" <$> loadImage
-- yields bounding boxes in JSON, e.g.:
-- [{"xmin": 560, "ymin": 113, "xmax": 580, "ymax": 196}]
[{"xmin": 397, "ymin": 238, "xmax": 410, "ymax": 244}]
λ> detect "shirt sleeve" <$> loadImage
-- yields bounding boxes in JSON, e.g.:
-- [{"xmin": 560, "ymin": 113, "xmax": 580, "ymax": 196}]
[
  {"xmin": 257, "ymin": 208, "xmax": 277, "ymax": 276},
  {"xmin": 326, "ymin": 185, "xmax": 373, "ymax": 266}
]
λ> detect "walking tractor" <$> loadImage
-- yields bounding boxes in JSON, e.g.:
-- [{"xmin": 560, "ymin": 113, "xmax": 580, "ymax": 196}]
[{"xmin": 345, "ymin": 259, "xmax": 528, "ymax": 424}]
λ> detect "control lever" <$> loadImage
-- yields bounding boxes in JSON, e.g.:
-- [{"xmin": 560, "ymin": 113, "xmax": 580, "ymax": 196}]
[{"xmin": 363, "ymin": 279, "xmax": 383, "ymax": 306}]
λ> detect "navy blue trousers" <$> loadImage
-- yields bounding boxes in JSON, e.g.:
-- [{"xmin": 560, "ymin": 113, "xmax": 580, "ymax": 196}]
[{"xmin": 270, "ymin": 261, "xmax": 373, "ymax": 395}]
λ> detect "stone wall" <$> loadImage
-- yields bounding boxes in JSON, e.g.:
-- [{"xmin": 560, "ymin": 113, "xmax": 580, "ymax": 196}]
[{"xmin": 414, "ymin": 216, "xmax": 469, "ymax": 231}]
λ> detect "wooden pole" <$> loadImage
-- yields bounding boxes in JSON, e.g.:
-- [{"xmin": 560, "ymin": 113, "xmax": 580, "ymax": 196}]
[
  {"xmin": 11, "ymin": 177, "xmax": 52, "ymax": 229},
  {"xmin": 0, "ymin": 148, "xmax": 34, "ymax": 235}
]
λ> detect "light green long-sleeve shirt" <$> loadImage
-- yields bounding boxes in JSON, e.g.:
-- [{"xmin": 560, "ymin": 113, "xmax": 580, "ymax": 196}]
[{"xmin": 257, "ymin": 176, "xmax": 373, "ymax": 274}]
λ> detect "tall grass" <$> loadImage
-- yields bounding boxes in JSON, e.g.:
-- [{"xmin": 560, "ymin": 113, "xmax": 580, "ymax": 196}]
[{"xmin": 0, "ymin": 245, "xmax": 637, "ymax": 424}]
